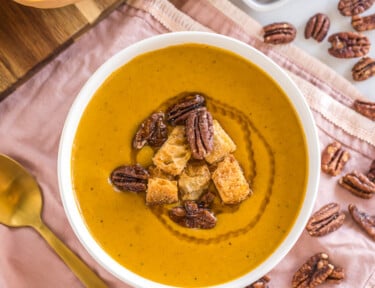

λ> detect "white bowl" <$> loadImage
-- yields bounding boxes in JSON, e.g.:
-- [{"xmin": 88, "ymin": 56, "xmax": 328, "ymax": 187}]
[
  {"xmin": 58, "ymin": 31, "xmax": 320, "ymax": 288},
  {"xmin": 241, "ymin": 0, "xmax": 293, "ymax": 12}
]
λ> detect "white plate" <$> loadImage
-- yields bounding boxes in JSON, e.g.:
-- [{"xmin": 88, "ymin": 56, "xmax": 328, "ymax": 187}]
[{"xmin": 241, "ymin": 0, "xmax": 293, "ymax": 11}]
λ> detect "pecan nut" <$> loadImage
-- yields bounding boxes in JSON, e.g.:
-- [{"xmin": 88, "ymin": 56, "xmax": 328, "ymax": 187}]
[
  {"xmin": 339, "ymin": 171, "xmax": 375, "ymax": 199},
  {"xmin": 338, "ymin": 0, "xmax": 375, "ymax": 16},
  {"xmin": 306, "ymin": 203, "xmax": 345, "ymax": 237},
  {"xmin": 326, "ymin": 266, "xmax": 345, "ymax": 284},
  {"xmin": 352, "ymin": 14, "xmax": 375, "ymax": 31},
  {"xmin": 328, "ymin": 32, "xmax": 370, "ymax": 58},
  {"xmin": 349, "ymin": 204, "xmax": 375, "ymax": 240},
  {"xmin": 305, "ymin": 13, "xmax": 330, "ymax": 42},
  {"xmin": 367, "ymin": 160, "xmax": 375, "ymax": 182},
  {"xmin": 166, "ymin": 93, "xmax": 205, "ymax": 125},
  {"xmin": 263, "ymin": 22, "xmax": 297, "ymax": 44},
  {"xmin": 186, "ymin": 107, "xmax": 214, "ymax": 159},
  {"xmin": 352, "ymin": 57, "xmax": 375, "ymax": 81},
  {"xmin": 133, "ymin": 112, "xmax": 168, "ymax": 149},
  {"xmin": 198, "ymin": 190, "xmax": 216, "ymax": 208},
  {"xmin": 169, "ymin": 201, "xmax": 217, "ymax": 229},
  {"xmin": 110, "ymin": 164, "xmax": 149, "ymax": 192},
  {"xmin": 292, "ymin": 253, "xmax": 334, "ymax": 288},
  {"xmin": 245, "ymin": 275, "xmax": 270, "ymax": 288},
  {"xmin": 321, "ymin": 141, "xmax": 350, "ymax": 176},
  {"xmin": 353, "ymin": 99, "xmax": 375, "ymax": 120}
]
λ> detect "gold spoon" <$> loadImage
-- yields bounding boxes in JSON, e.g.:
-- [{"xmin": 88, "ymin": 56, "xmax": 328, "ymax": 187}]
[{"xmin": 0, "ymin": 154, "xmax": 107, "ymax": 287}]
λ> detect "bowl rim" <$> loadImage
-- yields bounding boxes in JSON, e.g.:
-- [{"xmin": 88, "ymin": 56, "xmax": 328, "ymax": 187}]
[{"xmin": 58, "ymin": 31, "xmax": 320, "ymax": 288}]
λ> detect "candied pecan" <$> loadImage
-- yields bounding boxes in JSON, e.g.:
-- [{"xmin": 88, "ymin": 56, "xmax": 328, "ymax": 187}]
[
  {"xmin": 198, "ymin": 190, "xmax": 216, "ymax": 208},
  {"xmin": 352, "ymin": 14, "xmax": 375, "ymax": 31},
  {"xmin": 328, "ymin": 32, "xmax": 370, "ymax": 58},
  {"xmin": 166, "ymin": 93, "xmax": 205, "ymax": 125},
  {"xmin": 367, "ymin": 160, "xmax": 375, "ymax": 182},
  {"xmin": 339, "ymin": 171, "xmax": 375, "ymax": 199},
  {"xmin": 353, "ymin": 100, "xmax": 375, "ymax": 120},
  {"xmin": 245, "ymin": 275, "xmax": 270, "ymax": 288},
  {"xmin": 352, "ymin": 57, "xmax": 375, "ymax": 81},
  {"xmin": 326, "ymin": 266, "xmax": 345, "ymax": 284},
  {"xmin": 263, "ymin": 22, "xmax": 297, "ymax": 44},
  {"xmin": 338, "ymin": 0, "xmax": 375, "ymax": 16},
  {"xmin": 110, "ymin": 164, "xmax": 149, "ymax": 192},
  {"xmin": 321, "ymin": 141, "xmax": 350, "ymax": 176},
  {"xmin": 305, "ymin": 13, "xmax": 330, "ymax": 42},
  {"xmin": 133, "ymin": 112, "xmax": 167, "ymax": 149},
  {"xmin": 169, "ymin": 201, "xmax": 216, "ymax": 229},
  {"xmin": 186, "ymin": 107, "xmax": 214, "ymax": 160},
  {"xmin": 306, "ymin": 203, "xmax": 345, "ymax": 237},
  {"xmin": 349, "ymin": 204, "xmax": 375, "ymax": 240},
  {"xmin": 292, "ymin": 252, "xmax": 334, "ymax": 288}
]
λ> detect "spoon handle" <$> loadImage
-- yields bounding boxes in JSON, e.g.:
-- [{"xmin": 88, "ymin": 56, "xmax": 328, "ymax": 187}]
[{"xmin": 35, "ymin": 220, "xmax": 108, "ymax": 288}]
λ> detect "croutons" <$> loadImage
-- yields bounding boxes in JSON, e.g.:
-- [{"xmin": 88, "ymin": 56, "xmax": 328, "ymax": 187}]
[
  {"xmin": 205, "ymin": 120, "xmax": 236, "ymax": 164},
  {"xmin": 178, "ymin": 162, "xmax": 211, "ymax": 200},
  {"xmin": 152, "ymin": 126, "xmax": 191, "ymax": 176},
  {"xmin": 146, "ymin": 177, "xmax": 178, "ymax": 205},
  {"xmin": 212, "ymin": 154, "xmax": 251, "ymax": 204}
]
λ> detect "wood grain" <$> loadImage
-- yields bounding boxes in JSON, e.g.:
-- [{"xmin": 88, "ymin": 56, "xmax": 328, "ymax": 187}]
[{"xmin": 0, "ymin": 0, "xmax": 123, "ymax": 100}]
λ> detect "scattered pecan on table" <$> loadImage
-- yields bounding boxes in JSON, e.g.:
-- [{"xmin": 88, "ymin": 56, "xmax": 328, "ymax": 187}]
[
  {"xmin": 110, "ymin": 164, "xmax": 149, "ymax": 192},
  {"xmin": 263, "ymin": 22, "xmax": 297, "ymax": 44},
  {"xmin": 339, "ymin": 171, "xmax": 375, "ymax": 199},
  {"xmin": 352, "ymin": 14, "xmax": 375, "ymax": 31},
  {"xmin": 306, "ymin": 203, "xmax": 345, "ymax": 237},
  {"xmin": 133, "ymin": 112, "xmax": 168, "ymax": 149},
  {"xmin": 169, "ymin": 200, "xmax": 217, "ymax": 229},
  {"xmin": 328, "ymin": 32, "xmax": 370, "ymax": 58},
  {"xmin": 338, "ymin": 0, "xmax": 375, "ymax": 16},
  {"xmin": 353, "ymin": 99, "xmax": 375, "ymax": 120},
  {"xmin": 348, "ymin": 204, "xmax": 375, "ymax": 240},
  {"xmin": 292, "ymin": 252, "xmax": 344, "ymax": 288},
  {"xmin": 321, "ymin": 141, "xmax": 350, "ymax": 176},
  {"xmin": 305, "ymin": 13, "xmax": 330, "ymax": 42},
  {"xmin": 245, "ymin": 275, "xmax": 270, "ymax": 288},
  {"xmin": 352, "ymin": 57, "xmax": 375, "ymax": 81},
  {"xmin": 367, "ymin": 160, "xmax": 375, "ymax": 182},
  {"xmin": 165, "ymin": 93, "xmax": 205, "ymax": 125},
  {"xmin": 186, "ymin": 107, "xmax": 214, "ymax": 159}
]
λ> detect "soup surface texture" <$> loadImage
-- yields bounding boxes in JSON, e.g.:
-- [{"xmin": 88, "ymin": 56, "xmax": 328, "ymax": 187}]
[{"xmin": 71, "ymin": 44, "xmax": 308, "ymax": 287}]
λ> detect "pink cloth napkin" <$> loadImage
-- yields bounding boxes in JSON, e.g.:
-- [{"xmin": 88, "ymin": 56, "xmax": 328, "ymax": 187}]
[{"xmin": 0, "ymin": 0, "xmax": 374, "ymax": 287}]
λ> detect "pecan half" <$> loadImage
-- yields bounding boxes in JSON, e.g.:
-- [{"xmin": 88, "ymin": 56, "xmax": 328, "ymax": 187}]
[
  {"xmin": 305, "ymin": 13, "xmax": 330, "ymax": 42},
  {"xmin": 367, "ymin": 160, "xmax": 375, "ymax": 182},
  {"xmin": 352, "ymin": 14, "xmax": 375, "ymax": 31},
  {"xmin": 169, "ymin": 201, "xmax": 217, "ymax": 229},
  {"xmin": 348, "ymin": 204, "xmax": 375, "ymax": 240},
  {"xmin": 263, "ymin": 22, "xmax": 297, "ymax": 44},
  {"xmin": 338, "ymin": 0, "xmax": 375, "ymax": 16},
  {"xmin": 352, "ymin": 57, "xmax": 375, "ymax": 81},
  {"xmin": 198, "ymin": 190, "xmax": 216, "ymax": 208},
  {"xmin": 186, "ymin": 107, "xmax": 214, "ymax": 160},
  {"xmin": 326, "ymin": 266, "xmax": 345, "ymax": 284},
  {"xmin": 339, "ymin": 171, "xmax": 375, "ymax": 199},
  {"xmin": 166, "ymin": 93, "xmax": 205, "ymax": 125},
  {"xmin": 328, "ymin": 32, "xmax": 370, "ymax": 58},
  {"xmin": 306, "ymin": 203, "xmax": 345, "ymax": 237},
  {"xmin": 292, "ymin": 253, "xmax": 334, "ymax": 288},
  {"xmin": 321, "ymin": 141, "xmax": 350, "ymax": 176},
  {"xmin": 110, "ymin": 164, "xmax": 149, "ymax": 192},
  {"xmin": 245, "ymin": 275, "xmax": 271, "ymax": 288},
  {"xmin": 133, "ymin": 112, "xmax": 168, "ymax": 149},
  {"xmin": 353, "ymin": 100, "xmax": 375, "ymax": 120}
]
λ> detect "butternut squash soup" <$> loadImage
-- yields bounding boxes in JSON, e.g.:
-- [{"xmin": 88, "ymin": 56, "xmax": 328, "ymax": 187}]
[{"xmin": 71, "ymin": 43, "xmax": 308, "ymax": 287}]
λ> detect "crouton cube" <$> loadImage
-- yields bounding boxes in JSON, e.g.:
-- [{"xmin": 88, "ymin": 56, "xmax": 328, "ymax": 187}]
[
  {"xmin": 212, "ymin": 154, "xmax": 251, "ymax": 204},
  {"xmin": 146, "ymin": 177, "xmax": 178, "ymax": 205},
  {"xmin": 179, "ymin": 162, "xmax": 211, "ymax": 200},
  {"xmin": 205, "ymin": 120, "xmax": 236, "ymax": 164},
  {"xmin": 153, "ymin": 126, "xmax": 191, "ymax": 176}
]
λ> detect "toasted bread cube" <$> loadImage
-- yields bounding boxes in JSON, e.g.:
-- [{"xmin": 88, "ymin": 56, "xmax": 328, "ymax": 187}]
[
  {"xmin": 153, "ymin": 126, "xmax": 191, "ymax": 176},
  {"xmin": 212, "ymin": 154, "xmax": 251, "ymax": 204},
  {"xmin": 179, "ymin": 162, "xmax": 211, "ymax": 200},
  {"xmin": 205, "ymin": 120, "xmax": 236, "ymax": 164},
  {"xmin": 146, "ymin": 177, "xmax": 178, "ymax": 205}
]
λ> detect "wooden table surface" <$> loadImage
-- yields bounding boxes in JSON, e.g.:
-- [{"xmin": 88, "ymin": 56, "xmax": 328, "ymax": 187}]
[{"xmin": 0, "ymin": 0, "xmax": 124, "ymax": 100}]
